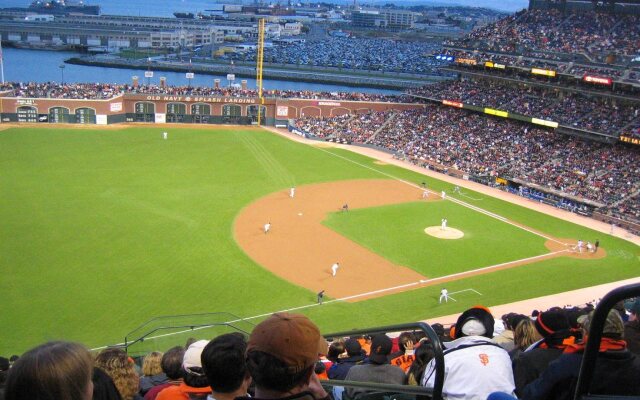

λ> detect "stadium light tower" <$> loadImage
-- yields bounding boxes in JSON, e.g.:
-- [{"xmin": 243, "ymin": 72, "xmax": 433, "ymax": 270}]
[{"xmin": 59, "ymin": 64, "xmax": 65, "ymax": 84}]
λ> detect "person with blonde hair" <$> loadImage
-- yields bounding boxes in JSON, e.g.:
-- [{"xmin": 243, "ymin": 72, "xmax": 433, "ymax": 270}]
[
  {"xmin": 95, "ymin": 348, "xmax": 140, "ymax": 400},
  {"xmin": 139, "ymin": 351, "xmax": 167, "ymax": 396},
  {"xmin": 510, "ymin": 319, "xmax": 539, "ymax": 360},
  {"xmin": 5, "ymin": 341, "xmax": 94, "ymax": 400}
]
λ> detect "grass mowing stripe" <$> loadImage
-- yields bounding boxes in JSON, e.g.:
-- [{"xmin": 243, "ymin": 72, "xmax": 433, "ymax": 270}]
[{"xmin": 235, "ymin": 131, "xmax": 293, "ymax": 188}]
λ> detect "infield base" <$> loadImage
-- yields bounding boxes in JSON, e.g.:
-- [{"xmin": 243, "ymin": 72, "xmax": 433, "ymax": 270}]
[{"xmin": 424, "ymin": 226, "xmax": 464, "ymax": 239}]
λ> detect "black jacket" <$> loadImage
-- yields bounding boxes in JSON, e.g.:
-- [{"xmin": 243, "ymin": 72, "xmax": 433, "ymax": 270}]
[
  {"xmin": 327, "ymin": 355, "xmax": 365, "ymax": 380},
  {"xmin": 522, "ymin": 349, "xmax": 640, "ymax": 400},
  {"xmin": 625, "ymin": 320, "xmax": 640, "ymax": 356}
]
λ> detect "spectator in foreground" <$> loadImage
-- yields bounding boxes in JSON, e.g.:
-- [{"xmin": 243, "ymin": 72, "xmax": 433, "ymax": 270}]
[
  {"xmin": 237, "ymin": 312, "xmax": 330, "ymax": 400},
  {"xmin": 4, "ymin": 341, "xmax": 93, "ymax": 400},
  {"xmin": 510, "ymin": 319, "xmax": 539, "ymax": 360},
  {"xmin": 93, "ymin": 367, "xmax": 123, "ymax": 400},
  {"xmin": 328, "ymin": 338, "xmax": 365, "ymax": 380},
  {"xmin": 139, "ymin": 351, "xmax": 167, "ymax": 396},
  {"xmin": 201, "ymin": 333, "xmax": 251, "ymax": 400},
  {"xmin": 156, "ymin": 340, "xmax": 211, "ymax": 400},
  {"xmin": 521, "ymin": 309, "xmax": 640, "ymax": 400},
  {"xmin": 390, "ymin": 332, "xmax": 417, "ymax": 372},
  {"xmin": 422, "ymin": 306, "xmax": 516, "ymax": 400},
  {"xmin": 344, "ymin": 334, "xmax": 406, "ymax": 399},
  {"xmin": 144, "ymin": 346, "xmax": 184, "ymax": 400},
  {"xmin": 513, "ymin": 309, "xmax": 574, "ymax": 395},
  {"xmin": 406, "ymin": 340, "xmax": 436, "ymax": 385},
  {"xmin": 625, "ymin": 298, "xmax": 640, "ymax": 355},
  {"xmin": 95, "ymin": 348, "xmax": 141, "ymax": 400}
]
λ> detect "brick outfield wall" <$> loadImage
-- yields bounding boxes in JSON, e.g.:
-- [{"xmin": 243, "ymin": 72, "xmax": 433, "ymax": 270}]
[{"xmin": 0, "ymin": 94, "xmax": 425, "ymax": 125}]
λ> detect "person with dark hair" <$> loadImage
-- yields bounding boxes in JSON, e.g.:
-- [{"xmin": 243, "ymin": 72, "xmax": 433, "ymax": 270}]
[
  {"xmin": 422, "ymin": 306, "xmax": 515, "ymax": 400},
  {"xmin": 156, "ymin": 341, "xmax": 211, "ymax": 400},
  {"xmin": 0, "ymin": 356, "xmax": 10, "ymax": 399},
  {"xmin": 93, "ymin": 367, "xmax": 123, "ymax": 400},
  {"xmin": 144, "ymin": 347, "xmax": 184, "ymax": 400},
  {"xmin": 236, "ymin": 312, "xmax": 330, "ymax": 400},
  {"xmin": 390, "ymin": 332, "xmax": 417, "ymax": 372},
  {"xmin": 406, "ymin": 341, "xmax": 435, "ymax": 386},
  {"xmin": 494, "ymin": 313, "xmax": 525, "ymax": 352},
  {"xmin": 513, "ymin": 310, "xmax": 575, "ymax": 396},
  {"xmin": 625, "ymin": 298, "xmax": 640, "ymax": 355},
  {"xmin": 5, "ymin": 341, "xmax": 94, "ymax": 400},
  {"xmin": 326, "ymin": 340, "xmax": 345, "ymax": 364},
  {"xmin": 328, "ymin": 338, "xmax": 365, "ymax": 380},
  {"xmin": 522, "ymin": 310, "xmax": 640, "ymax": 400},
  {"xmin": 344, "ymin": 334, "xmax": 405, "ymax": 399},
  {"xmin": 201, "ymin": 333, "xmax": 251, "ymax": 400}
]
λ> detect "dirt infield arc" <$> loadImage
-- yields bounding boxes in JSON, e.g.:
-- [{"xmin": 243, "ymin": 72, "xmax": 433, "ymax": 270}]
[{"xmin": 233, "ymin": 179, "xmax": 605, "ymax": 302}]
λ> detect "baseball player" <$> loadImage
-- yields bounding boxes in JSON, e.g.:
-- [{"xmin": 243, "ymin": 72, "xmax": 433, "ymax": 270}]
[
  {"xmin": 422, "ymin": 190, "xmax": 429, "ymax": 199},
  {"xmin": 264, "ymin": 222, "xmax": 271, "ymax": 234},
  {"xmin": 454, "ymin": 186, "xmax": 460, "ymax": 194},
  {"xmin": 331, "ymin": 262, "xmax": 340, "ymax": 277},
  {"xmin": 162, "ymin": 131, "xmax": 168, "ymax": 140},
  {"xmin": 342, "ymin": 203, "xmax": 349, "ymax": 212},
  {"xmin": 441, "ymin": 218, "xmax": 447, "ymax": 231},
  {"xmin": 586, "ymin": 241, "xmax": 594, "ymax": 252},
  {"xmin": 595, "ymin": 239, "xmax": 600, "ymax": 252},
  {"xmin": 441, "ymin": 190, "xmax": 446, "ymax": 200},
  {"xmin": 575, "ymin": 239, "xmax": 584, "ymax": 253},
  {"xmin": 290, "ymin": 187, "xmax": 295, "ymax": 198},
  {"xmin": 439, "ymin": 288, "xmax": 449, "ymax": 303},
  {"xmin": 317, "ymin": 290, "xmax": 325, "ymax": 305}
]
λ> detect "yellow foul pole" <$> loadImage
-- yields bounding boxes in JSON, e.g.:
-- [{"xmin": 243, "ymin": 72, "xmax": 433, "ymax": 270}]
[{"xmin": 256, "ymin": 18, "xmax": 265, "ymax": 125}]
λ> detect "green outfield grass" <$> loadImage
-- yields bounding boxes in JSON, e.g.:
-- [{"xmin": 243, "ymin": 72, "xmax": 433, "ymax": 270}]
[{"xmin": 1, "ymin": 126, "xmax": 638, "ymax": 354}]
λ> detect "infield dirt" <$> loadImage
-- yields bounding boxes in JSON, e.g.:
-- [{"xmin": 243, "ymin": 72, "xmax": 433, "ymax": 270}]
[{"xmin": 234, "ymin": 179, "xmax": 606, "ymax": 302}]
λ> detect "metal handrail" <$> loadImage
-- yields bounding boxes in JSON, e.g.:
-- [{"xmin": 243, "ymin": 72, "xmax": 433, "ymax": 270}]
[
  {"xmin": 574, "ymin": 282, "xmax": 640, "ymax": 400},
  {"xmin": 123, "ymin": 311, "xmax": 254, "ymax": 350},
  {"xmin": 323, "ymin": 321, "xmax": 444, "ymax": 400}
]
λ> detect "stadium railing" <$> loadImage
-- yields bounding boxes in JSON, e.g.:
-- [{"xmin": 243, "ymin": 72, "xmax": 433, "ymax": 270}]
[
  {"xmin": 321, "ymin": 322, "xmax": 444, "ymax": 400},
  {"xmin": 123, "ymin": 311, "xmax": 255, "ymax": 358},
  {"xmin": 574, "ymin": 282, "xmax": 640, "ymax": 400}
]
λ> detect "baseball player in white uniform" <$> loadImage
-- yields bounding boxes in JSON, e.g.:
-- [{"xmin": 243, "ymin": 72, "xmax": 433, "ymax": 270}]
[
  {"xmin": 264, "ymin": 222, "xmax": 271, "ymax": 234},
  {"xmin": 331, "ymin": 262, "xmax": 340, "ymax": 277},
  {"xmin": 290, "ymin": 187, "xmax": 295, "ymax": 198},
  {"xmin": 162, "ymin": 132, "xmax": 168, "ymax": 140},
  {"xmin": 441, "ymin": 190, "xmax": 446, "ymax": 200},
  {"xmin": 422, "ymin": 190, "xmax": 429, "ymax": 199},
  {"xmin": 441, "ymin": 218, "xmax": 447, "ymax": 231},
  {"xmin": 439, "ymin": 288, "xmax": 449, "ymax": 303}
]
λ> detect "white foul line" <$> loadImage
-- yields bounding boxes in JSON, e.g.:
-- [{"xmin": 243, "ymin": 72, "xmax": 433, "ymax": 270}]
[
  {"xmin": 311, "ymin": 145, "xmax": 568, "ymax": 246},
  {"xmin": 91, "ymin": 249, "xmax": 568, "ymax": 351}
]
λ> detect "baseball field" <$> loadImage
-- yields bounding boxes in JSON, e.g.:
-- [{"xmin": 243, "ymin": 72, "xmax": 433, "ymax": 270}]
[{"xmin": 1, "ymin": 125, "xmax": 638, "ymax": 355}]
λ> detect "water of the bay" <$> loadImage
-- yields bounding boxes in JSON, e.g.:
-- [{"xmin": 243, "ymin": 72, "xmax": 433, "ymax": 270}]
[{"xmin": 2, "ymin": 48, "xmax": 401, "ymax": 94}]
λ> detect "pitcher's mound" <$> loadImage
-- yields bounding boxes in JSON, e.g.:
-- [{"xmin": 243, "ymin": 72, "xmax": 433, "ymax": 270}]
[{"xmin": 424, "ymin": 226, "xmax": 464, "ymax": 239}]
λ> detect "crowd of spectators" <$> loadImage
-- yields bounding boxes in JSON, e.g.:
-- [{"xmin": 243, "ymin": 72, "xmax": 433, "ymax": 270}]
[
  {"xmin": 2, "ymin": 79, "xmax": 637, "ymax": 138},
  {"xmin": 295, "ymin": 104, "xmax": 640, "ymax": 223},
  {"xmin": 446, "ymin": 9, "xmax": 640, "ymax": 64},
  {"xmin": 223, "ymin": 37, "xmax": 445, "ymax": 75},
  {"xmin": 409, "ymin": 79, "xmax": 640, "ymax": 136},
  {"xmin": 0, "ymin": 81, "xmax": 410, "ymax": 103},
  {"xmin": 2, "ymin": 300, "xmax": 640, "ymax": 400}
]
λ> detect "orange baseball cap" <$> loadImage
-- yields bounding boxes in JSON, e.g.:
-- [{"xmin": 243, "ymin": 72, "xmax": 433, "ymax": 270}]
[{"xmin": 247, "ymin": 312, "xmax": 328, "ymax": 373}]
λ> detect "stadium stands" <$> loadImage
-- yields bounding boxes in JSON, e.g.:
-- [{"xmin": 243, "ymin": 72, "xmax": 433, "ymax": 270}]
[
  {"xmin": 3, "ymin": 284, "xmax": 639, "ymax": 400},
  {"xmin": 294, "ymin": 105, "xmax": 640, "ymax": 228}
]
